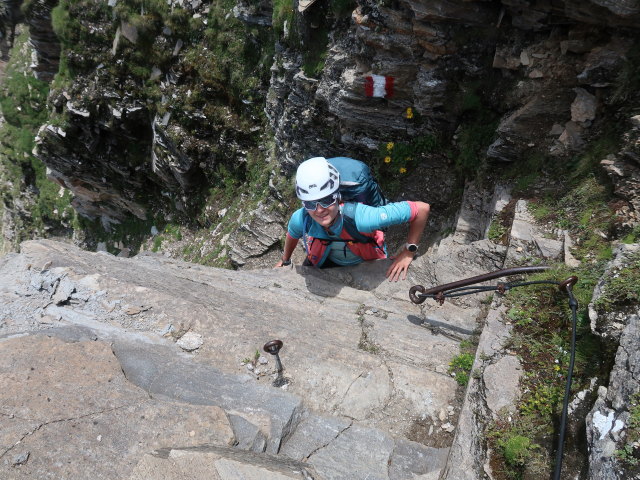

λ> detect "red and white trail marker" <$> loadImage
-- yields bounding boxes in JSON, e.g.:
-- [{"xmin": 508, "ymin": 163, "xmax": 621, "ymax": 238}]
[{"xmin": 364, "ymin": 74, "xmax": 394, "ymax": 98}]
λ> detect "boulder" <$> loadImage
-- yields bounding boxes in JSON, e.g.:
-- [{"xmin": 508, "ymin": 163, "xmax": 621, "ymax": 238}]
[{"xmin": 571, "ymin": 87, "xmax": 597, "ymax": 124}]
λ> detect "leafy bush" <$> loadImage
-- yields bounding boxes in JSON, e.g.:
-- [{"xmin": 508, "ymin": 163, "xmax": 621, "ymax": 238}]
[
  {"xmin": 502, "ymin": 435, "xmax": 535, "ymax": 467},
  {"xmin": 593, "ymin": 251, "xmax": 640, "ymax": 313},
  {"xmin": 272, "ymin": 0, "xmax": 295, "ymax": 39},
  {"xmin": 449, "ymin": 352, "xmax": 474, "ymax": 386},
  {"xmin": 616, "ymin": 392, "xmax": 640, "ymax": 466},
  {"xmin": 0, "ymin": 29, "xmax": 75, "ymax": 238}
]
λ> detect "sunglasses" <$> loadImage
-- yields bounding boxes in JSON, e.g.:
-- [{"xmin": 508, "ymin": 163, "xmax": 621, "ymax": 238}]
[{"xmin": 303, "ymin": 193, "xmax": 339, "ymax": 211}]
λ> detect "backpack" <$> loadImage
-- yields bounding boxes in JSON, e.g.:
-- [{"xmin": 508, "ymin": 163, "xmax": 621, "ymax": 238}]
[
  {"xmin": 302, "ymin": 157, "xmax": 388, "ymax": 247},
  {"xmin": 326, "ymin": 157, "xmax": 387, "ymax": 208}
]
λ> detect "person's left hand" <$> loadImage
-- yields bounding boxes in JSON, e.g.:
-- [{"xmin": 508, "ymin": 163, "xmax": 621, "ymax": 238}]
[{"xmin": 385, "ymin": 250, "xmax": 415, "ymax": 282}]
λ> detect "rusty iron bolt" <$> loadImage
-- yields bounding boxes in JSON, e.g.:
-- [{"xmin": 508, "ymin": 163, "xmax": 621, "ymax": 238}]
[{"xmin": 263, "ymin": 340, "xmax": 284, "ymax": 373}]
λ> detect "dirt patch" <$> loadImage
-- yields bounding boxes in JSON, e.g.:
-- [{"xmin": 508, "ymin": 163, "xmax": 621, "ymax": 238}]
[{"xmin": 406, "ymin": 415, "xmax": 455, "ymax": 448}]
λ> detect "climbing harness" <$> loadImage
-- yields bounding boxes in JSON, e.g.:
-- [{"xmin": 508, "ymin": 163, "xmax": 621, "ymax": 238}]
[{"xmin": 409, "ymin": 266, "xmax": 579, "ymax": 480}]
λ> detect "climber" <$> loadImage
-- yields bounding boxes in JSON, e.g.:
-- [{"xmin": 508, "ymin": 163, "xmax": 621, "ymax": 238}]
[{"xmin": 274, "ymin": 157, "xmax": 430, "ymax": 282}]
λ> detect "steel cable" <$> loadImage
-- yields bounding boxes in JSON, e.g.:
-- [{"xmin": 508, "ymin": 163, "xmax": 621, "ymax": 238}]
[{"xmin": 409, "ymin": 271, "xmax": 579, "ymax": 479}]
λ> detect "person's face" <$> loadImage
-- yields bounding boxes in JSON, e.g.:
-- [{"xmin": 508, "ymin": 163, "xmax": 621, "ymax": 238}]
[
  {"xmin": 303, "ymin": 193, "xmax": 340, "ymax": 228},
  {"xmin": 308, "ymin": 202, "xmax": 340, "ymax": 228}
]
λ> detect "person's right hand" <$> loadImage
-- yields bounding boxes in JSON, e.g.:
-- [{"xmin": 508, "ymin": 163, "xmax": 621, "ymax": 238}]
[{"xmin": 274, "ymin": 259, "xmax": 292, "ymax": 268}]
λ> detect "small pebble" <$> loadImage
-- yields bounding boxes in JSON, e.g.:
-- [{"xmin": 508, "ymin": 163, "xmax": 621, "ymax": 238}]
[
  {"xmin": 441, "ymin": 422, "xmax": 455, "ymax": 433},
  {"xmin": 12, "ymin": 452, "xmax": 29, "ymax": 466},
  {"xmin": 176, "ymin": 332, "xmax": 203, "ymax": 352}
]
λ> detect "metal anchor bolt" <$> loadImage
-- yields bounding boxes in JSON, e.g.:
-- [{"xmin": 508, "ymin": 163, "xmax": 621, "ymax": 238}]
[{"xmin": 263, "ymin": 339, "xmax": 284, "ymax": 374}]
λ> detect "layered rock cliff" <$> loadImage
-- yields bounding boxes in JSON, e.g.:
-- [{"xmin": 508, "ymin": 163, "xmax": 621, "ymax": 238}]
[{"xmin": 1, "ymin": 0, "xmax": 637, "ymax": 263}]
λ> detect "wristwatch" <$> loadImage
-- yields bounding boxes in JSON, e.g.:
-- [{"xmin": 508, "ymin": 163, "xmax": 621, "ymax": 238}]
[
  {"xmin": 405, "ymin": 243, "xmax": 418, "ymax": 253},
  {"xmin": 281, "ymin": 258, "xmax": 292, "ymax": 266}
]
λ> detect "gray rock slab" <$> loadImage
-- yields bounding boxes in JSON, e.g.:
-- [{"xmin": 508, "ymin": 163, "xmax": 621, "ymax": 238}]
[
  {"xmin": 389, "ymin": 438, "xmax": 449, "ymax": 480},
  {"xmin": 129, "ymin": 445, "xmax": 318, "ymax": 480},
  {"xmin": 112, "ymin": 340, "xmax": 304, "ymax": 454},
  {"xmin": 300, "ymin": 422, "xmax": 449, "ymax": 480},
  {"xmin": 52, "ymin": 275, "xmax": 75, "ymax": 304},
  {"xmin": 229, "ymin": 414, "xmax": 268, "ymax": 452},
  {"xmin": 0, "ymin": 335, "xmax": 235, "ymax": 480},
  {"xmin": 484, "ymin": 355, "xmax": 523, "ymax": 417},
  {"xmin": 385, "ymin": 359, "xmax": 459, "ymax": 427},
  {"xmin": 307, "ymin": 424, "xmax": 395, "ymax": 480},
  {"xmin": 504, "ymin": 199, "xmax": 563, "ymax": 265},
  {"xmin": 449, "ymin": 181, "xmax": 510, "ymax": 245},
  {"xmin": 534, "ymin": 236, "xmax": 563, "ymax": 260},
  {"xmin": 476, "ymin": 306, "xmax": 512, "ymax": 359},
  {"xmin": 441, "ymin": 303, "xmax": 509, "ymax": 480},
  {"xmin": 6, "ymin": 240, "xmax": 462, "ymax": 442},
  {"xmin": 279, "ymin": 414, "xmax": 352, "ymax": 461}
]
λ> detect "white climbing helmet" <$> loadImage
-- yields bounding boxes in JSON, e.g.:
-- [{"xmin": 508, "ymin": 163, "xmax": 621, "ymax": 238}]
[{"xmin": 295, "ymin": 157, "xmax": 340, "ymax": 201}]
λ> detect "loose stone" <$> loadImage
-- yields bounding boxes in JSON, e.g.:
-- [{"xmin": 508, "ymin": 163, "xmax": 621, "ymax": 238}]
[
  {"xmin": 176, "ymin": 332, "xmax": 203, "ymax": 351},
  {"xmin": 12, "ymin": 452, "xmax": 29, "ymax": 466}
]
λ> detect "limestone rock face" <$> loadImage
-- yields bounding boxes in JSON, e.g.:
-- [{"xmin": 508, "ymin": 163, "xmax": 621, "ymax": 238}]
[
  {"xmin": 8, "ymin": 0, "xmax": 638, "ymax": 261},
  {"xmin": 21, "ymin": 0, "xmax": 272, "ymax": 235},
  {"xmin": 0, "ymin": 335, "xmax": 236, "ymax": 479},
  {"xmin": 503, "ymin": 0, "xmax": 640, "ymax": 30},
  {"xmin": 1, "ymin": 237, "xmax": 485, "ymax": 478},
  {"xmin": 36, "ymin": 104, "xmax": 153, "ymax": 227},
  {"xmin": 267, "ymin": 0, "xmax": 496, "ymax": 164},
  {"xmin": 266, "ymin": 0, "xmax": 640, "ymax": 175},
  {"xmin": 586, "ymin": 244, "xmax": 640, "ymax": 480},
  {"xmin": 23, "ymin": 0, "xmax": 60, "ymax": 81},
  {"xmin": 0, "ymin": 176, "xmax": 569, "ymax": 478},
  {"xmin": 600, "ymin": 118, "xmax": 640, "ymax": 231}
]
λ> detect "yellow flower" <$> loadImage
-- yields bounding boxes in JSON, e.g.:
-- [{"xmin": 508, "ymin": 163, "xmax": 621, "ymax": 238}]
[
  {"xmin": 406, "ymin": 107, "xmax": 414, "ymax": 119},
  {"xmin": 384, "ymin": 156, "xmax": 392, "ymax": 163},
  {"xmin": 399, "ymin": 167, "xmax": 407, "ymax": 174},
  {"xmin": 386, "ymin": 142, "xmax": 394, "ymax": 151}
]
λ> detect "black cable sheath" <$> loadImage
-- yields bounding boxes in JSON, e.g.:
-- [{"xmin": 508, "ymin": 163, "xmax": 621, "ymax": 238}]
[{"xmin": 553, "ymin": 286, "xmax": 579, "ymax": 480}]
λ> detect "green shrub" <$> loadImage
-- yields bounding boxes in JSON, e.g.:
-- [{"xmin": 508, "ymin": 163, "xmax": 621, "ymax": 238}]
[
  {"xmin": 593, "ymin": 251, "xmax": 640, "ymax": 313},
  {"xmin": 502, "ymin": 435, "xmax": 535, "ymax": 467},
  {"xmin": 615, "ymin": 392, "xmax": 640, "ymax": 465},
  {"xmin": 272, "ymin": 0, "xmax": 295, "ymax": 38},
  {"xmin": 449, "ymin": 352, "xmax": 474, "ymax": 386},
  {"xmin": 488, "ymin": 218, "xmax": 508, "ymax": 243},
  {"xmin": 622, "ymin": 225, "xmax": 640, "ymax": 244}
]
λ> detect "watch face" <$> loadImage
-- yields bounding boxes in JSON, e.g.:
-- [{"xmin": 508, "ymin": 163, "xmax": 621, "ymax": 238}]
[{"xmin": 407, "ymin": 244, "xmax": 418, "ymax": 252}]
